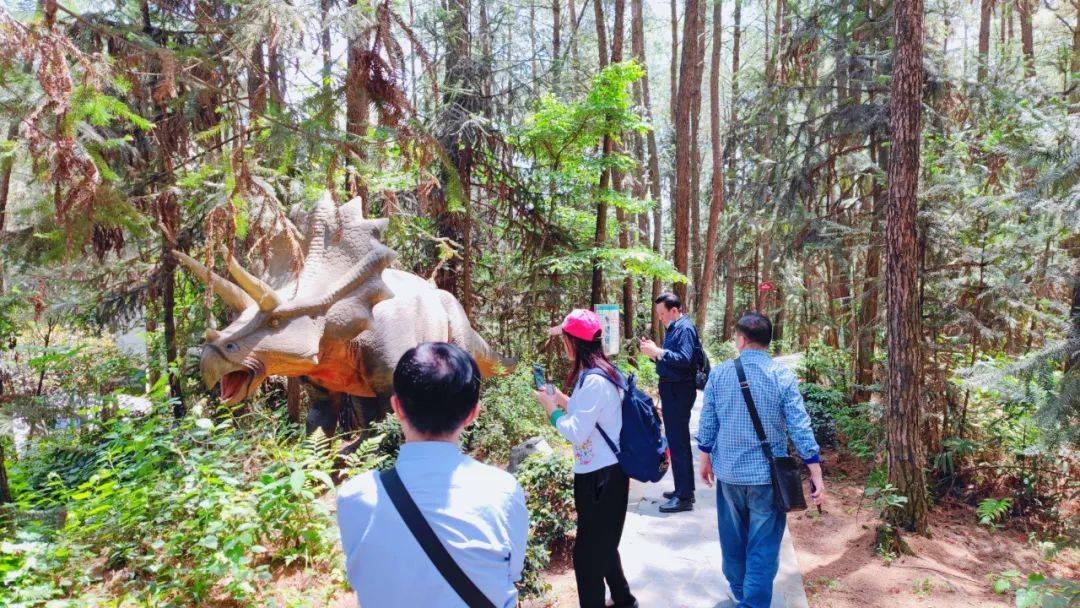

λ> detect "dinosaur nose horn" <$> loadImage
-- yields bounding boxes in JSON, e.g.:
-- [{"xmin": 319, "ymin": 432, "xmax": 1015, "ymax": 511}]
[{"xmin": 204, "ymin": 329, "xmax": 221, "ymax": 342}]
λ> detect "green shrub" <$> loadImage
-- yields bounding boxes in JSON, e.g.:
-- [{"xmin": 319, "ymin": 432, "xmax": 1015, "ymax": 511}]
[
  {"xmin": 991, "ymin": 570, "xmax": 1080, "ymax": 608},
  {"xmin": 514, "ymin": 451, "xmax": 575, "ymax": 597},
  {"xmin": 2, "ymin": 400, "xmax": 383, "ymax": 606},
  {"xmin": 799, "ymin": 383, "xmax": 843, "ymax": 450},
  {"xmin": 833, "ymin": 400, "xmax": 884, "ymax": 460},
  {"xmin": 463, "ymin": 365, "xmax": 557, "ymax": 462},
  {"xmin": 799, "ymin": 340, "xmax": 850, "ymax": 394},
  {"xmin": 977, "ymin": 497, "xmax": 1013, "ymax": 530}
]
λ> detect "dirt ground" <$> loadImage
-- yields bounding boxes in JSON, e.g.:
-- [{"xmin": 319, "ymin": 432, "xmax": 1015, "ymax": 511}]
[
  {"xmin": 537, "ymin": 451, "xmax": 1079, "ymax": 608},
  {"xmin": 788, "ymin": 453, "xmax": 1077, "ymax": 608}
]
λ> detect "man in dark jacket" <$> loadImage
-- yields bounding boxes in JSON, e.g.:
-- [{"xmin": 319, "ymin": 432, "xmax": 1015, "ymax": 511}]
[{"xmin": 639, "ymin": 292, "xmax": 701, "ymax": 513}]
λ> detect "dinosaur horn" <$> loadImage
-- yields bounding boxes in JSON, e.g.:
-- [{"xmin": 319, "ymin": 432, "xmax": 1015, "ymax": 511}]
[
  {"xmin": 173, "ymin": 251, "xmax": 255, "ymax": 312},
  {"xmin": 277, "ymin": 244, "xmax": 397, "ymax": 317},
  {"xmin": 227, "ymin": 254, "xmax": 282, "ymax": 312}
]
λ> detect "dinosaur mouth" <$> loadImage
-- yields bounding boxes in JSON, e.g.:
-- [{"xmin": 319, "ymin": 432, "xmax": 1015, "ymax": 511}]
[{"xmin": 219, "ymin": 369, "xmax": 263, "ymax": 403}]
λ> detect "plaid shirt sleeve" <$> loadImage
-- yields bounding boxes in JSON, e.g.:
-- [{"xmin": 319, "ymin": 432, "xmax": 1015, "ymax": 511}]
[
  {"xmin": 695, "ymin": 368, "xmax": 720, "ymax": 454},
  {"xmin": 779, "ymin": 369, "xmax": 821, "ymax": 463}
]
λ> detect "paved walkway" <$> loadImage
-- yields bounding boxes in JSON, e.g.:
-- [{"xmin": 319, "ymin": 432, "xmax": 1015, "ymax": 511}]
[{"xmin": 617, "ymin": 390, "xmax": 810, "ymax": 608}]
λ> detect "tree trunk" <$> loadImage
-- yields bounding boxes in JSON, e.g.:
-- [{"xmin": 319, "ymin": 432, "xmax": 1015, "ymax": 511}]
[
  {"xmin": 689, "ymin": 0, "xmax": 707, "ymax": 304},
  {"xmin": 345, "ymin": 20, "xmax": 371, "ymax": 209},
  {"xmin": 552, "ymin": 0, "xmax": 561, "ymax": 85},
  {"xmin": 885, "ymin": 0, "xmax": 929, "ymax": 534},
  {"xmin": 978, "ymin": 0, "xmax": 994, "ymax": 81},
  {"xmin": 696, "ymin": 0, "xmax": 724, "ymax": 330},
  {"xmin": 1017, "ymin": 0, "xmax": 1035, "ymax": 78},
  {"xmin": 248, "ymin": 42, "xmax": 267, "ymax": 119},
  {"xmin": 672, "ymin": 0, "xmax": 703, "ymax": 306},
  {"xmin": 590, "ymin": 0, "xmax": 611, "ymax": 307},
  {"xmin": 434, "ymin": 0, "xmax": 477, "ymax": 314},
  {"xmin": 163, "ymin": 237, "xmax": 184, "ymax": 418},
  {"xmin": 631, "ymin": 0, "xmax": 665, "ymax": 340},
  {"xmin": 1071, "ymin": 0, "xmax": 1080, "ymax": 109},
  {"xmin": 855, "ymin": 141, "xmax": 886, "ymax": 404},
  {"xmin": 720, "ymin": 0, "xmax": 742, "ymax": 340}
]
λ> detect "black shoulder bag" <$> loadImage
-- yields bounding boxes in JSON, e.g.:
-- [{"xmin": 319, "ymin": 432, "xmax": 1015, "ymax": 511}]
[
  {"xmin": 380, "ymin": 468, "xmax": 497, "ymax": 608},
  {"xmin": 733, "ymin": 358, "xmax": 808, "ymax": 513}
]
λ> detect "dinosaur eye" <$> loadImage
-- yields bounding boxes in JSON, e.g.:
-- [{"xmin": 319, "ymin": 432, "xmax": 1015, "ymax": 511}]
[
  {"xmin": 224, "ymin": 343, "xmax": 238, "ymax": 352},
  {"xmin": 267, "ymin": 317, "xmax": 280, "ymax": 328}
]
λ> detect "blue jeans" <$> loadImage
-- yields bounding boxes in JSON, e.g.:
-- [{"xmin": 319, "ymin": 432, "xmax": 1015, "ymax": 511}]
[{"xmin": 716, "ymin": 482, "xmax": 786, "ymax": 608}]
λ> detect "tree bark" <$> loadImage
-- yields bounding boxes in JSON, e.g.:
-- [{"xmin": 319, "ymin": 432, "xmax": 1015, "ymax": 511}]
[
  {"xmin": 855, "ymin": 141, "xmax": 887, "ymax": 404},
  {"xmin": 672, "ymin": 0, "xmax": 703, "ymax": 306},
  {"xmin": 610, "ymin": 0, "xmax": 633, "ymax": 338},
  {"xmin": 720, "ymin": 0, "xmax": 742, "ymax": 340},
  {"xmin": 590, "ymin": 0, "xmax": 611, "ymax": 306},
  {"xmin": 886, "ymin": 0, "xmax": 930, "ymax": 533},
  {"xmin": 345, "ymin": 19, "xmax": 371, "ymax": 209},
  {"xmin": 552, "ymin": 0, "xmax": 561, "ymax": 85},
  {"xmin": 1071, "ymin": 0, "xmax": 1080, "ymax": 109},
  {"xmin": 978, "ymin": 0, "xmax": 994, "ymax": 81},
  {"xmin": 631, "ymin": 0, "xmax": 665, "ymax": 340},
  {"xmin": 696, "ymin": 0, "xmax": 724, "ymax": 329},
  {"xmin": 689, "ymin": 0, "xmax": 707, "ymax": 303},
  {"xmin": 434, "ymin": 0, "xmax": 477, "ymax": 314},
  {"xmin": 1017, "ymin": 0, "xmax": 1035, "ymax": 78}
]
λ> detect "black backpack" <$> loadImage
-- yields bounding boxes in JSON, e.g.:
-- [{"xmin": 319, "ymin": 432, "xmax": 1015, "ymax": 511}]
[{"xmin": 691, "ymin": 328, "xmax": 711, "ymax": 390}]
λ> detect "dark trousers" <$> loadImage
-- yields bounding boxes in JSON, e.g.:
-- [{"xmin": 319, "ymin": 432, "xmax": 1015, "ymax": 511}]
[
  {"xmin": 659, "ymin": 380, "xmax": 696, "ymax": 500},
  {"xmin": 573, "ymin": 464, "xmax": 636, "ymax": 608}
]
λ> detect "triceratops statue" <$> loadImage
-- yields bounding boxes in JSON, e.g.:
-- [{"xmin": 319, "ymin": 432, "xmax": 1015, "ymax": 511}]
[{"xmin": 174, "ymin": 192, "xmax": 513, "ymax": 435}]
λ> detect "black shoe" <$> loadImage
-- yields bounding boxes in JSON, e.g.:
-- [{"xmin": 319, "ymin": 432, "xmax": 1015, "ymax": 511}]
[
  {"xmin": 662, "ymin": 490, "xmax": 695, "ymax": 502},
  {"xmin": 659, "ymin": 496, "xmax": 694, "ymax": 513},
  {"xmin": 606, "ymin": 600, "xmax": 639, "ymax": 608}
]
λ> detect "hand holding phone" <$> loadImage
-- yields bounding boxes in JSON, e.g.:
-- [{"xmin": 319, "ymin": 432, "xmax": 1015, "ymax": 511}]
[{"xmin": 532, "ymin": 364, "xmax": 554, "ymax": 395}]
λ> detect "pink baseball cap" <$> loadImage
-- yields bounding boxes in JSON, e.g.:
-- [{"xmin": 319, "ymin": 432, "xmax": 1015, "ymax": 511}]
[{"xmin": 549, "ymin": 308, "xmax": 603, "ymax": 342}]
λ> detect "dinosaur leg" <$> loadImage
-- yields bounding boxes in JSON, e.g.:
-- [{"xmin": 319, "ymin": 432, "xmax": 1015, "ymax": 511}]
[{"xmin": 305, "ymin": 384, "xmax": 341, "ymax": 439}]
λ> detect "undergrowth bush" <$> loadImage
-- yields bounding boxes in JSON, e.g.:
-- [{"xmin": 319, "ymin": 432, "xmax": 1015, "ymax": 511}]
[
  {"xmin": 463, "ymin": 364, "xmax": 558, "ymax": 462},
  {"xmin": 799, "ymin": 383, "xmax": 842, "ymax": 450},
  {"xmin": 799, "ymin": 340, "xmax": 851, "ymax": 395},
  {"xmin": 1, "ymin": 396, "xmax": 381, "ymax": 606},
  {"xmin": 514, "ymin": 451, "xmax": 575, "ymax": 598}
]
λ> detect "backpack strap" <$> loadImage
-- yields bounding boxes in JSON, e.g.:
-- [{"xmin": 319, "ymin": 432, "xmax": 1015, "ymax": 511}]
[
  {"xmin": 733, "ymin": 357, "xmax": 776, "ymax": 462},
  {"xmin": 380, "ymin": 468, "xmax": 497, "ymax": 608}
]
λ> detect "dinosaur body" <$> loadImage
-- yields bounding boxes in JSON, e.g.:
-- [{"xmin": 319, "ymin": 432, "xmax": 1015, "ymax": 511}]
[{"xmin": 175, "ymin": 193, "xmax": 512, "ymax": 431}]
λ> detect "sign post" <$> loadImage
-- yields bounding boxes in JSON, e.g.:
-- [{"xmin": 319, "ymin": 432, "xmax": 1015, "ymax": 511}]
[{"xmin": 594, "ymin": 304, "xmax": 620, "ymax": 356}]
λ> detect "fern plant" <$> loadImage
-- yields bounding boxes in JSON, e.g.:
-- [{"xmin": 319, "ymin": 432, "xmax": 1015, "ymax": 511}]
[{"xmin": 977, "ymin": 497, "xmax": 1013, "ymax": 530}]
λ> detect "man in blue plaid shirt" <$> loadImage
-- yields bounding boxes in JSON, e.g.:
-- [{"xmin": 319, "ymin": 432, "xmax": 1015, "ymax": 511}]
[{"xmin": 696, "ymin": 312, "xmax": 824, "ymax": 608}]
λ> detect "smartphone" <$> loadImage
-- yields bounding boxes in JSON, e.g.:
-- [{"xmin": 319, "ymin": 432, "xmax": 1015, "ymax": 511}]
[{"xmin": 532, "ymin": 364, "xmax": 554, "ymax": 395}]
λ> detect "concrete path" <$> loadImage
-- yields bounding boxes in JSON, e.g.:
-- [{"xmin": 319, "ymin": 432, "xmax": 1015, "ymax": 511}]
[{"xmin": 616, "ymin": 392, "xmax": 810, "ymax": 608}]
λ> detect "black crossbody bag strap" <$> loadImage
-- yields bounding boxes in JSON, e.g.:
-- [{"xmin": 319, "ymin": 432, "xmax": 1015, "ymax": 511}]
[
  {"xmin": 734, "ymin": 357, "xmax": 775, "ymax": 461},
  {"xmin": 379, "ymin": 468, "xmax": 497, "ymax": 608}
]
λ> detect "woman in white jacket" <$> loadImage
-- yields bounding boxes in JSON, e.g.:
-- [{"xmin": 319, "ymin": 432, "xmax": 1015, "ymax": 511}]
[{"xmin": 535, "ymin": 309, "xmax": 638, "ymax": 608}]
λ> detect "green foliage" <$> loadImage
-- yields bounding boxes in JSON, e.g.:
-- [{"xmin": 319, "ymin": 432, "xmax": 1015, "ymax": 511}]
[
  {"xmin": 463, "ymin": 365, "xmax": 559, "ymax": 462},
  {"xmin": 977, "ymin": 497, "xmax": 1013, "ymax": 531},
  {"xmin": 799, "ymin": 383, "xmax": 843, "ymax": 450},
  {"xmin": 514, "ymin": 451, "xmax": 575, "ymax": 598},
  {"xmin": 798, "ymin": 340, "xmax": 851, "ymax": 395},
  {"xmin": 1, "ymin": 400, "xmax": 377, "ymax": 606},
  {"xmin": 864, "ymin": 468, "xmax": 911, "ymax": 561},
  {"xmin": 991, "ymin": 570, "xmax": 1080, "ymax": 608}
]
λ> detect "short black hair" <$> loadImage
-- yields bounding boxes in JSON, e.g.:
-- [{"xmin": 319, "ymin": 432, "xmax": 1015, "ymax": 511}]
[
  {"xmin": 654, "ymin": 292, "xmax": 682, "ymax": 311},
  {"xmin": 392, "ymin": 342, "xmax": 482, "ymax": 435},
  {"xmin": 735, "ymin": 312, "xmax": 773, "ymax": 347}
]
